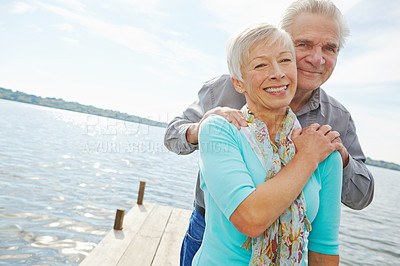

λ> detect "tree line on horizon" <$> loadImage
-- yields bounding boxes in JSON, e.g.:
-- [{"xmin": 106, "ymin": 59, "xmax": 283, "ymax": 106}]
[
  {"xmin": 365, "ymin": 157, "xmax": 400, "ymax": 172},
  {"xmin": 0, "ymin": 87, "xmax": 167, "ymax": 128}
]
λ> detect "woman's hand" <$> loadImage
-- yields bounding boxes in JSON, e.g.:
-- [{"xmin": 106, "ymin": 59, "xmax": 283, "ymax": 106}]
[
  {"xmin": 231, "ymin": 123, "xmax": 342, "ymax": 237},
  {"xmin": 186, "ymin": 107, "xmax": 247, "ymax": 144},
  {"xmin": 291, "ymin": 123, "xmax": 341, "ymax": 165}
]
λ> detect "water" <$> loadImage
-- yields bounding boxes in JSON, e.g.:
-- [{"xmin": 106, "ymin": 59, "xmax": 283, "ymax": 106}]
[
  {"xmin": 339, "ymin": 165, "xmax": 400, "ymax": 265},
  {"xmin": 0, "ymin": 99, "xmax": 399, "ymax": 265}
]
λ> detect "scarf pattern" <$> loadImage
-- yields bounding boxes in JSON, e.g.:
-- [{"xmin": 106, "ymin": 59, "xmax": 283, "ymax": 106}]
[{"xmin": 240, "ymin": 105, "xmax": 311, "ymax": 265}]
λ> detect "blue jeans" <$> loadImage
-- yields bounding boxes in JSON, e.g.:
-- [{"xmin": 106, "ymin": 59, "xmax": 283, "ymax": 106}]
[{"xmin": 180, "ymin": 208, "xmax": 205, "ymax": 266}]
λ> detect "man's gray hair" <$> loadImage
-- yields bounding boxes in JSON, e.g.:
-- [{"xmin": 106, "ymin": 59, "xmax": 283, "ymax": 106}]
[
  {"xmin": 280, "ymin": 0, "xmax": 350, "ymax": 50},
  {"xmin": 226, "ymin": 23, "xmax": 295, "ymax": 82}
]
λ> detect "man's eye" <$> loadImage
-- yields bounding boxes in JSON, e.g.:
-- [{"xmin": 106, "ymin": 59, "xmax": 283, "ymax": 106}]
[
  {"xmin": 297, "ymin": 43, "xmax": 311, "ymax": 49},
  {"xmin": 325, "ymin": 46, "xmax": 337, "ymax": 53}
]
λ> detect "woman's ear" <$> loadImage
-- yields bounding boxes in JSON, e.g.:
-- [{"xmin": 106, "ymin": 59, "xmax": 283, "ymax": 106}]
[{"xmin": 231, "ymin": 77, "xmax": 245, "ymax": 94}]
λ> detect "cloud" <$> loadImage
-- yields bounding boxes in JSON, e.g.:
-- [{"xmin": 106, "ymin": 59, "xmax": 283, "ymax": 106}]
[
  {"xmin": 348, "ymin": 105, "xmax": 400, "ymax": 163},
  {"xmin": 331, "ymin": 39, "xmax": 400, "ymax": 85},
  {"xmin": 33, "ymin": 0, "xmax": 218, "ymax": 80},
  {"xmin": 28, "ymin": 25, "xmax": 42, "ymax": 33},
  {"xmin": 60, "ymin": 37, "xmax": 79, "ymax": 46},
  {"xmin": 333, "ymin": 0, "xmax": 363, "ymax": 13},
  {"xmin": 112, "ymin": 0, "xmax": 167, "ymax": 18},
  {"xmin": 12, "ymin": 2, "xmax": 36, "ymax": 14},
  {"xmin": 197, "ymin": 0, "xmax": 362, "ymax": 34},
  {"xmin": 35, "ymin": 1, "xmax": 161, "ymax": 55},
  {"xmin": 328, "ymin": 0, "xmax": 400, "ymax": 85},
  {"xmin": 54, "ymin": 23, "xmax": 75, "ymax": 32},
  {"xmin": 197, "ymin": 0, "xmax": 292, "ymax": 34},
  {"xmin": 34, "ymin": 69, "xmax": 60, "ymax": 79},
  {"xmin": 52, "ymin": 0, "xmax": 86, "ymax": 12}
]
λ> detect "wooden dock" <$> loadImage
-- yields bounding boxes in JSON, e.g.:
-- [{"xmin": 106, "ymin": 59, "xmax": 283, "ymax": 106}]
[{"xmin": 80, "ymin": 202, "xmax": 192, "ymax": 266}]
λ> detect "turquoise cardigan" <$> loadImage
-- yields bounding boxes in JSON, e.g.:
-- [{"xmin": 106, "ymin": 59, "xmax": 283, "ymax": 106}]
[{"xmin": 192, "ymin": 115, "xmax": 342, "ymax": 265}]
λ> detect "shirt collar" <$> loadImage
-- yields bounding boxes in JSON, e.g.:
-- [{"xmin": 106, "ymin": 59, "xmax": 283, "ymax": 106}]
[{"xmin": 295, "ymin": 87, "xmax": 326, "ymax": 118}]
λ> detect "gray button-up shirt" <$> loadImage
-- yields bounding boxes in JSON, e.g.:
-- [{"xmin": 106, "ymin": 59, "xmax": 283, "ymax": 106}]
[{"xmin": 164, "ymin": 74, "xmax": 374, "ymax": 210}]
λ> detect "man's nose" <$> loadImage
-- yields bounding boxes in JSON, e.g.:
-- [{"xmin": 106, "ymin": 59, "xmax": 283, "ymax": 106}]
[{"xmin": 307, "ymin": 47, "xmax": 325, "ymax": 66}]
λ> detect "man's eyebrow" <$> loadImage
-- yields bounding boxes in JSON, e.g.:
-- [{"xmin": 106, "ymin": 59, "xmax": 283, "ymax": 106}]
[
  {"xmin": 294, "ymin": 39, "xmax": 338, "ymax": 49},
  {"xmin": 294, "ymin": 39, "xmax": 313, "ymax": 44},
  {"xmin": 325, "ymin": 42, "xmax": 338, "ymax": 48}
]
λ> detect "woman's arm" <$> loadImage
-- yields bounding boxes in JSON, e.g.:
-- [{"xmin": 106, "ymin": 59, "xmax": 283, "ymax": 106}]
[
  {"xmin": 306, "ymin": 151, "xmax": 342, "ymax": 261},
  {"xmin": 229, "ymin": 123, "xmax": 341, "ymax": 237},
  {"xmin": 308, "ymin": 251, "xmax": 339, "ymax": 265}
]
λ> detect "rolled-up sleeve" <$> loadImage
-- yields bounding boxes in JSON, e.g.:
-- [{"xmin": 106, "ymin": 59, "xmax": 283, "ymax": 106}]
[
  {"xmin": 339, "ymin": 114, "xmax": 374, "ymax": 210},
  {"xmin": 164, "ymin": 74, "xmax": 245, "ymax": 155},
  {"xmin": 341, "ymin": 147, "xmax": 375, "ymax": 210},
  {"xmin": 164, "ymin": 102, "xmax": 202, "ymax": 155}
]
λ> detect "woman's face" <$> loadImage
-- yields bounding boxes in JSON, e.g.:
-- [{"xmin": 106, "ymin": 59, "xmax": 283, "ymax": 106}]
[{"xmin": 236, "ymin": 40, "xmax": 297, "ymax": 114}]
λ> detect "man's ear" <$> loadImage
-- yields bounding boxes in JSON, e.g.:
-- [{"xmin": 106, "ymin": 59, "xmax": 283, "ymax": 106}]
[{"xmin": 231, "ymin": 77, "xmax": 245, "ymax": 94}]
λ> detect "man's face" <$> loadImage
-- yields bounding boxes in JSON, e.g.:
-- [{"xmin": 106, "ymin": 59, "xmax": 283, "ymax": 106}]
[{"xmin": 289, "ymin": 12, "xmax": 340, "ymax": 92}]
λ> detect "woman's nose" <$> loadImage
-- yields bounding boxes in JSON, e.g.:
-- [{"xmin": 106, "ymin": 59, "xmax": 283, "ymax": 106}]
[{"xmin": 270, "ymin": 64, "xmax": 286, "ymax": 79}]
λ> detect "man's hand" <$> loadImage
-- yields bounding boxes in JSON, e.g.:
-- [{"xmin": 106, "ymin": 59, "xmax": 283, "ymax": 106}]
[
  {"xmin": 186, "ymin": 107, "xmax": 247, "ymax": 144},
  {"xmin": 332, "ymin": 137, "xmax": 350, "ymax": 167}
]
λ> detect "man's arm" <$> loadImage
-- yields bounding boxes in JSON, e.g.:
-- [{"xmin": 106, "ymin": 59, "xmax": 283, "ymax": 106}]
[
  {"xmin": 164, "ymin": 100, "xmax": 203, "ymax": 155},
  {"xmin": 164, "ymin": 74, "xmax": 246, "ymax": 155},
  {"xmin": 339, "ymin": 117, "xmax": 374, "ymax": 210},
  {"xmin": 300, "ymin": 90, "xmax": 375, "ymax": 210}
]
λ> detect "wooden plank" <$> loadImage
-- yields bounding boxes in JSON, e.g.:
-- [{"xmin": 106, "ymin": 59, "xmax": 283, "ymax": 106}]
[
  {"xmin": 116, "ymin": 204, "xmax": 173, "ymax": 266},
  {"xmin": 80, "ymin": 203, "xmax": 155, "ymax": 266},
  {"xmin": 152, "ymin": 207, "xmax": 192, "ymax": 266}
]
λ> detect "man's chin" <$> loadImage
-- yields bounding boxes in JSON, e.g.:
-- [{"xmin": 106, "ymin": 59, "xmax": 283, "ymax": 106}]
[{"xmin": 296, "ymin": 81, "xmax": 321, "ymax": 92}]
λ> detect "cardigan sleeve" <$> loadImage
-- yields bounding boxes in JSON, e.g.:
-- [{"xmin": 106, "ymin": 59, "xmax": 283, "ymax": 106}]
[
  {"xmin": 307, "ymin": 151, "xmax": 343, "ymax": 255},
  {"xmin": 198, "ymin": 115, "xmax": 256, "ymax": 219}
]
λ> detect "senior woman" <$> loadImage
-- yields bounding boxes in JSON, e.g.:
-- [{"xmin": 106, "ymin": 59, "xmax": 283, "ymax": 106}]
[{"xmin": 191, "ymin": 23, "xmax": 343, "ymax": 265}]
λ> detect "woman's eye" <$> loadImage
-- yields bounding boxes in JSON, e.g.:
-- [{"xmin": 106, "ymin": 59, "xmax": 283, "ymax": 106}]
[
  {"xmin": 281, "ymin": 58, "xmax": 291, "ymax": 63},
  {"xmin": 255, "ymin": 64, "xmax": 266, "ymax": 69}
]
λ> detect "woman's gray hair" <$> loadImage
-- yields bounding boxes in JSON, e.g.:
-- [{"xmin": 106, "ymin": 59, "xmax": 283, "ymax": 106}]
[
  {"xmin": 226, "ymin": 23, "xmax": 295, "ymax": 82},
  {"xmin": 280, "ymin": 0, "xmax": 350, "ymax": 50}
]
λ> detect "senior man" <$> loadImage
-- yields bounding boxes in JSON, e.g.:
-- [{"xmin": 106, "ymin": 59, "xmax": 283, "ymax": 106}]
[{"xmin": 164, "ymin": 0, "xmax": 375, "ymax": 265}]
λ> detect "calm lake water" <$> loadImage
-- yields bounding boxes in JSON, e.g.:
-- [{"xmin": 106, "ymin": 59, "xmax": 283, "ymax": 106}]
[{"xmin": 0, "ymin": 99, "xmax": 399, "ymax": 265}]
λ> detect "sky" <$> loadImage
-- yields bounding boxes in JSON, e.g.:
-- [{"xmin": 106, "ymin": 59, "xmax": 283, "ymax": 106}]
[{"xmin": 0, "ymin": 0, "xmax": 399, "ymax": 164}]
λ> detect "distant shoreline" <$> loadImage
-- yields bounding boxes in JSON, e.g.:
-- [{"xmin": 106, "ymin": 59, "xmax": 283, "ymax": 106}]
[
  {"xmin": 1, "ymin": 87, "xmax": 399, "ymax": 172},
  {"xmin": 365, "ymin": 158, "xmax": 400, "ymax": 172},
  {"xmin": 0, "ymin": 87, "xmax": 167, "ymax": 128}
]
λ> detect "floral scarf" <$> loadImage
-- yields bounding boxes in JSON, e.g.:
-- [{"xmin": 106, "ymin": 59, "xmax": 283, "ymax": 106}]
[{"xmin": 240, "ymin": 105, "xmax": 311, "ymax": 265}]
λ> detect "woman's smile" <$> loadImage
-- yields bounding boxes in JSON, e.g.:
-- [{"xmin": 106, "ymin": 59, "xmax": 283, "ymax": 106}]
[{"xmin": 263, "ymin": 85, "xmax": 288, "ymax": 94}]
